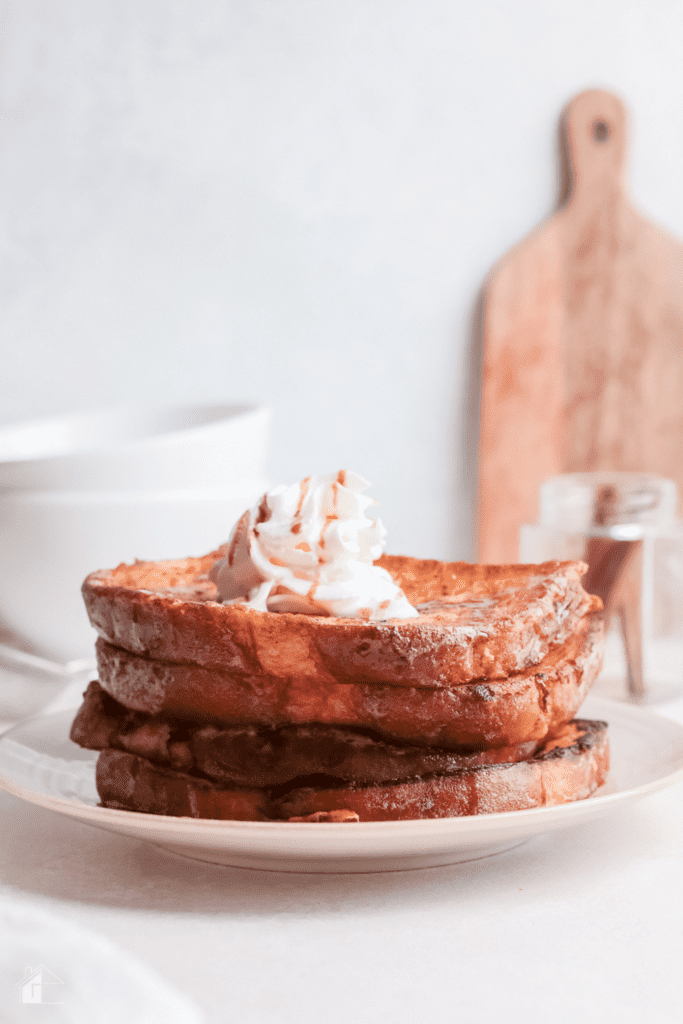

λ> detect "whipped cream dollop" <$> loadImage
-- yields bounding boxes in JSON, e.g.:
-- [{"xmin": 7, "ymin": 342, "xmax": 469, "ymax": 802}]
[{"xmin": 209, "ymin": 471, "xmax": 418, "ymax": 620}]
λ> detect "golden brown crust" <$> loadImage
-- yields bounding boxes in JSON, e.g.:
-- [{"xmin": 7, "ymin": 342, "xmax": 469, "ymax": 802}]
[
  {"xmin": 71, "ymin": 679, "xmax": 542, "ymax": 785},
  {"xmin": 94, "ymin": 613, "xmax": 603, "ymax": 750},
  {"xmin": 95, "ymin": 748, "xmax": 272, "ymax": 820},
  {"xmin": 278, "ymin": 720, "xmax": 609, "ymax": 820},
  {"xmin": 82, "ymin": 552, "xmax": 601, "ymax": 689},
  {"xmin": 94, "ymin": 719, "xmax": 609, "ymax": 821},
  {"xmin": 287, "ymin": 810, "xmax": 360, "ymax": 823}
]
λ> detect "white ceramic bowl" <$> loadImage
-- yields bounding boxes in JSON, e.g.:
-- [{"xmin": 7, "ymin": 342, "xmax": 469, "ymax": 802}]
[
  {"xmin": 0, "ymin": 482, "xmax": 268, "ymax": 662},
  {"xmin": 0, "ymin": 404, "xmax": 270, "ymax": 491}
]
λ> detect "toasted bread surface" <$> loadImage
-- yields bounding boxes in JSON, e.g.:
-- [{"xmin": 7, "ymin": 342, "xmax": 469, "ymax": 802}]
[
  {"xmin": 94, "ymin": 719, "xmax": 609, "ymax": 821},
  {"xmin": 95, "ymin": 749, "xmax": 272, "ymax": 820},
  {"xmin": 71, "ymin": 680, "xmax": 541, "ymax": 786},
  {"xmin": 278, "ymin": 720, "xmax": 609, "ymax": 820},
  {"xmin": 93, "ymin": 612, "xmax": 603, "ymax": 749},
  {"xmin": 82, "ymin": 552, "xmax": 601, "ymax": 689}
]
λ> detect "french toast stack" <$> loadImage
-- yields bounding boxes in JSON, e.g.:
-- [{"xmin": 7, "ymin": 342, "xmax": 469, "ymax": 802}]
[{"xmin": 70, "ymin": 552, "xmax": 609, "ymax": 821}]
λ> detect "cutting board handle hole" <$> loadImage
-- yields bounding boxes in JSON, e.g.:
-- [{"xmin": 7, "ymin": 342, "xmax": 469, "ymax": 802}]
[{"xmin": 592, "ymin": 119, "xmax": 611, "ymax": 142}]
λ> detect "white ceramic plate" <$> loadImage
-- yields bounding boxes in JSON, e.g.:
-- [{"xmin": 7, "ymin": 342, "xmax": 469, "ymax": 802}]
[{"xmin": 1, "ymin": 695, "xmax": 682, "ymax": 873}]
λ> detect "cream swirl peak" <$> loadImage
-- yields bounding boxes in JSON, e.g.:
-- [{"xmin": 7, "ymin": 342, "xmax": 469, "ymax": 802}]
[{"xmin": 209, "ymin": 471, "xmax": 419, "ymax": 619}]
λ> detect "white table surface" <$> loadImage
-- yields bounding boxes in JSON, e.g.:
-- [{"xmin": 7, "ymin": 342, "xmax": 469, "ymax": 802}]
[{"xmin": 2, "ymin": 684, "xmax": 683, "ymax": 1024}]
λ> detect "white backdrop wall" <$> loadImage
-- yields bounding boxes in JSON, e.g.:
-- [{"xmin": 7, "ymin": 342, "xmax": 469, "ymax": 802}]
[{"xmin": 1, "ymin": 1, "xmax": 682, "ymax": 559}]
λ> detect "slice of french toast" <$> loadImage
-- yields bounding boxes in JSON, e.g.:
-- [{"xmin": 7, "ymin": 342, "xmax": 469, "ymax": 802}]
[
  {"xmin": 82, "ymin": 552, "xmax": 601, "ymax": 690},
  {"xmin": 94, "ymin": 719, "xmax": 609, "ymax": 821}
]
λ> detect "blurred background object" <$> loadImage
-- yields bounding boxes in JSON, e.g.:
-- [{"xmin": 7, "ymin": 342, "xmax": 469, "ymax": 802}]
[
  {"xmin": 5, "ymin": 3, "xmax": 683, "ymax": 563},
  {"xmin": 520, "ymin": 472, "xmax": 683, "ymax": 703},
  {"xmin": 0, "ymin": 403, "xmax": 270, "ymax": 491},
  {"xmin": 0, "ymin": 634, "xmax": 94, "ymax": 723},
  {"xmin": 0, "ymin": 403, "xmax": 270, "ymax": 666},
  {"xmin": 478, "ymin": 89, "xmax": 683, "ymax": 564}
]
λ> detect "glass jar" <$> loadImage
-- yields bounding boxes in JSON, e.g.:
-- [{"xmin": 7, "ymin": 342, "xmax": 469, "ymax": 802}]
[{"xmin": 519, "ymin": 472, "xmax": 683, "ymax": 702}]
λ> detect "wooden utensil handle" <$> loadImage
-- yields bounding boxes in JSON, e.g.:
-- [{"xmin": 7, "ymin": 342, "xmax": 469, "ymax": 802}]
[{"xmin": 563, "ymin": 90, "xmax": 627, "ymax": 203}]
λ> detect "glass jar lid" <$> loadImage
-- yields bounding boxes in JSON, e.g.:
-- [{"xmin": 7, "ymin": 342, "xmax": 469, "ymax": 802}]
[{"xmin": 539, "ymin": 472, "xmax": 678, "ymax": 535}]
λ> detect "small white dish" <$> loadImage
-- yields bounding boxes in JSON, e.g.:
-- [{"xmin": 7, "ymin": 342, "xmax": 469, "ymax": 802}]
[
  {"xmin": 0, "ymin": 695, "xmax": 681, "ymax": 874},
  {"xmin": 0, "ymin": 403, "xmax": 271, "ymax": 492},
  {"xmin": 0, "ymin": 402, "xmax": 272, "ymax": 661},
  {"xmin": 0, "ymin": 483, "xmax": 267, "ymax": 661}
]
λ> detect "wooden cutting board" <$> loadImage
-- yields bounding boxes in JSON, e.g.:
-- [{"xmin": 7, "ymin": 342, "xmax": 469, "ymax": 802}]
[{"xmin": 478, "ymin": 89, "xmax": 683, "ymax": 563}]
